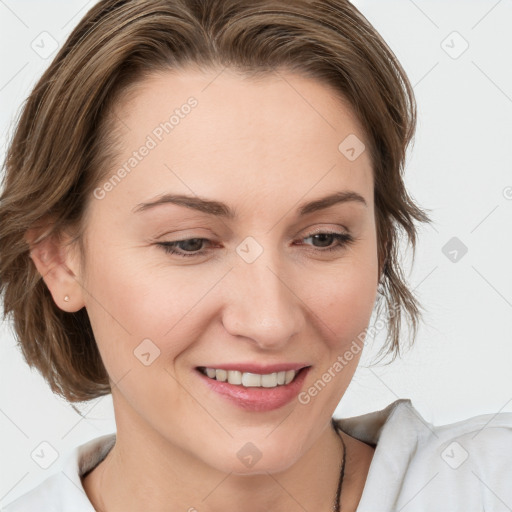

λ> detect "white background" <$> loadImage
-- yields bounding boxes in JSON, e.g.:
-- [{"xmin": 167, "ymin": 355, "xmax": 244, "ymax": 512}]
[{"xmin": 1, "ymin": 0, "xmax": 511, "ymax": 506}]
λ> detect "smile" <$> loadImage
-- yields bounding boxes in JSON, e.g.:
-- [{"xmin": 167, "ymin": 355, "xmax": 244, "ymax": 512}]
[
  {"xmin": 198, "ymin": 367, "xmax": 298, "ymax": 388},
  {"xmin": 195, "ymin": 364, "xmax": 311, "ymax": 411}
]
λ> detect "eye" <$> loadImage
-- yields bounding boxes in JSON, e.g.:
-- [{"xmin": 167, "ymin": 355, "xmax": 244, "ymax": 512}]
[
  {"xmin": 155, "ymin": 230, "xmax": 355, "ymax": 258},
  {"xmin": 298, "ymin": 231, "xmax": 355, "ymax": 252},
  {"xmin": 157, "ymin": 238, "xmax": 211, "ymax": 257}
]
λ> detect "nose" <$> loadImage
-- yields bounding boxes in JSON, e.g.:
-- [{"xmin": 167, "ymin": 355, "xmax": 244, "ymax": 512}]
[{"xmin": 220, "ymin": 248, "xmax": 304, "ymax": 351}]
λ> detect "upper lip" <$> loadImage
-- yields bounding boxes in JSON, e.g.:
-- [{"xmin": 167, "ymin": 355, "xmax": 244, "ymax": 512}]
[{"xmin": 197, "ymin": 363, "xmax": 310, "ymax": 374}]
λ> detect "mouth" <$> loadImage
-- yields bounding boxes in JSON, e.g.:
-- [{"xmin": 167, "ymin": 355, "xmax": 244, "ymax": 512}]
[
  {"xmin": 197, "ymin": 366, "xmax": 307, "ymax": 388},
  {"xmin": 195, "ymin": 364, "xmax": 311, "ymax": 412}
]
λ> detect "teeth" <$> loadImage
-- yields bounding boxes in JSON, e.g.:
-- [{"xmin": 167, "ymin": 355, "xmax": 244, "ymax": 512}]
[
  {"xmin": 261, "ymin": 373, "xmax": 277, "ymax": 388},
  {"xmin": 201, "ymin": 368, "xmax": 298, "ymax": 388},
  {"xmin": 215, "ymin": 369, "xmax": 227, "ymax": 382},
  {"xmin": 284, "ymin": 370, "xmax": 295, "ymax": 385},
  {"xmin": 205, "ymin": 368, "xmax": 217, "ymax": 379},
  {"xmin": 227, "ymin": 370, "xmax": 242, "ymax": 385},
  {"xmin": 242, "ymin": 372, "xmax": 261, "ymax": 387}
]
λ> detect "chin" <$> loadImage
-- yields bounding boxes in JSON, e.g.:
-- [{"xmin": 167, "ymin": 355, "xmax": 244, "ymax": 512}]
[{"xmin": 200, "ymin": 438, "xmax": 305, "ymax": 476}]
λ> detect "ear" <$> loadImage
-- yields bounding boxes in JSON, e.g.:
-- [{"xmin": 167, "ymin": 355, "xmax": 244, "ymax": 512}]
[{"xmin": 25, "ymin": 222, "xmax": 86, "ymax": 313}]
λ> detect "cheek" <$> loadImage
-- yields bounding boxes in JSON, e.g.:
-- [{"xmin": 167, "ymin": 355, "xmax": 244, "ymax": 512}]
[
  {"xmin": 326, "ymin": 277, "xmax": 377, "ymax": 344},
  {"xmin": 302, "ymin": 252, "xmax": 379, "ymax": 350},
  {"xmin": 81, "ymin": 244, "xmax": 215, "ymax": 371}
]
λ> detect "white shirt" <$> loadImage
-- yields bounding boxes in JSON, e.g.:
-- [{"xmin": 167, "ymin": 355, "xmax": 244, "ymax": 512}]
[{"xmin": 2, "ymin": 398, "xmax": 512, "ymax": 511}]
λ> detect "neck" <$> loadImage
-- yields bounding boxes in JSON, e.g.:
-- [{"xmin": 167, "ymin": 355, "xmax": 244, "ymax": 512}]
[{"xmin": 83, "ymin": 405, "xmax": 352, "ymax": 512}]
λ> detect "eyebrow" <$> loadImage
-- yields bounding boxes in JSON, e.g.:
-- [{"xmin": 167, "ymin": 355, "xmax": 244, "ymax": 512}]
[{"xmin": 132, "ymin": 190, "xmax": 367, "ymax": 218}]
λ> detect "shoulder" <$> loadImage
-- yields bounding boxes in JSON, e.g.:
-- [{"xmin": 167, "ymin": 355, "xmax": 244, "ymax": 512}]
[
  {"xmin": 405, "ymin": 402, "xmax": 512, "ymax": 474},
  {"xmin": 1, "ymin": 434, "xmax": 115, "ymax": 512},
  {"xmin": 337, "ymin": 400, "xmax": 512, "ymax": 511},
  {"xmin": 1, "ymin": 472, "xmax": 69, "ymax": 512},
  {"xmin": 403, "ymin": 406, "xmax": 512, "ymax": 511},
  {"xmin": 415, "ymin": 407, "xmax": 512, "ymax": 490},
  {"xmin": 398, "ymin": 402, "xmax": 512, "ymax": 511}
]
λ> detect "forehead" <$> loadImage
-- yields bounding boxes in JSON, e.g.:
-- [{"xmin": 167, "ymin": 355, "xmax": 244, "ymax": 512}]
[{"xmin": 99, "ymin": 67, "xmax": 373, "ymax": 214}]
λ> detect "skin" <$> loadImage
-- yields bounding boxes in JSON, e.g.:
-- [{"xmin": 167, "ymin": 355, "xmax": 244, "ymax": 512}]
[{"xmin": 27, "ymin": 67, "xmax": 380, "ymax": 511}]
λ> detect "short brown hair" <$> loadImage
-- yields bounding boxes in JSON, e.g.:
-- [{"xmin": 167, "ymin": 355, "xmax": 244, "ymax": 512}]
[{"xmin": 0, "ymin": 0, "xmax": 432, "ymax": 402}]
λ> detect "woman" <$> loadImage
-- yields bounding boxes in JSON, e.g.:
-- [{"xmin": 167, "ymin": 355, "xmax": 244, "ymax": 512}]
[{"xmin": 0, "ymin": 0, "xmax": 510, "ymax": 511}]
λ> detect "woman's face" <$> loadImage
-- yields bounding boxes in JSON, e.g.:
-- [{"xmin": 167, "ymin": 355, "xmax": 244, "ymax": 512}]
[{"xmin": 78, "ymin": 67, "xmax": 379, "ymax": 474}]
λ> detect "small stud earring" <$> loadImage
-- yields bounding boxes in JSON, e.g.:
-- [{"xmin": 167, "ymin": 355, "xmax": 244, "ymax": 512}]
[{"xmin": 64, "ymin": 295, "xmax": 70, "ymax": 302}]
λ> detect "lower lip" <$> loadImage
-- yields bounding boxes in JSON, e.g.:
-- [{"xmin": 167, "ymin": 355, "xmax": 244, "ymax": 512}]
[{"xmin": 196, "ymin": 367, "xmax": 310, "ymax": 412}]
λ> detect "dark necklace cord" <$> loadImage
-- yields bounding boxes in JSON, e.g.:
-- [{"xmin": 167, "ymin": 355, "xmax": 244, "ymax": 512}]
[
  {"xmin": 93, "ymin": 423, "xmax": 347, "ymax": 512},
  {"xmin": 331, "ymin": 418, "xmax": 347, "ymax": 512}
]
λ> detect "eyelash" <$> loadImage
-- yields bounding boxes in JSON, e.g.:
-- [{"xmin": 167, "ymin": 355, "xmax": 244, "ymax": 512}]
[{"xmin": 156, "ymin": 231, "xmax": 355, "ymax": 258}]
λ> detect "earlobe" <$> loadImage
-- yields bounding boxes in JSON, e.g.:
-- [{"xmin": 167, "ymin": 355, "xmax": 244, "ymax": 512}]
[{"xmin": 25, "ymin": 227, "xmax": 86, "ymax": 313}]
